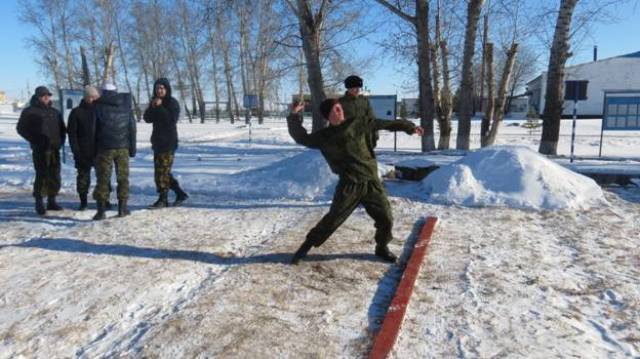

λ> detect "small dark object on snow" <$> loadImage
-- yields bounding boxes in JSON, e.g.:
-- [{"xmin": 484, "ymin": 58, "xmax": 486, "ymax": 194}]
[
  {"xmin": 583, "ymin": 173, "xmax": 638, "ymax": 187},
  {"xmin": 394, "ymin": 165, "xmax": 440, "ymax": 181}
]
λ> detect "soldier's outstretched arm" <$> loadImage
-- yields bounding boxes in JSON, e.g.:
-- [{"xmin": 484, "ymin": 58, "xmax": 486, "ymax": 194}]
[
  {"xmin": 375, "ymin": 119, "xmax": 424, "ymax": 136},
  {"xmin": 286, "ymin": 103, "xmax": 324, "ymax": 149}
]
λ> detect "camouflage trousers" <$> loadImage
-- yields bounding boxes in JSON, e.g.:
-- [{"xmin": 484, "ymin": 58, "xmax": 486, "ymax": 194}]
[
  {"xmin": 76, "ymin": 164, "xmax": 111, "ymax": 196},
  {"xmin": 154, "ymin": 151, "xmax": 179, "ymax": 194},
  {"xmin": 93, "ymin": 149, "xmax": 130, "ymax": 202},
  {"xmin": 32, "ymin": 149, "xmax": 61, "ymax": 198},
  {"xmin": 306, "ymin": 179, "xmax": 393, "ymax": 248}
]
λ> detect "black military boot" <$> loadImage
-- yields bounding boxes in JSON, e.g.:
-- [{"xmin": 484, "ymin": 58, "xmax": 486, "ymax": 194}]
[
  {"xmin": 172, "ymin": 186, "xmax": 189, "ymax": 207},
  {"xmin": 35, "ymin": 196, "xmax": 46, "ymax": 215},
  {"xmin": 78, "ymin": 193, "xmax": 88, "ymax": 211},
  {"xmin": 150, "ymin": 192, "xmax": 168, "ymax": 209},
  {"xmin": 93, "ymin": 201, "xmax": 106, "ymax": 220},
  {"xmin": 118, "ymin": 200, "xmax": 130, "ymax": 217},
  {"xmin": 375, "ymin": 245, "xmax": 398, "ymax": 263},
  {"xmin": 291, "ymin": 239, "xmax": 314, "ymax": 265},
  {"xmin": 47, "ymin": 196, "xmax": 63, "ymax": 211}
]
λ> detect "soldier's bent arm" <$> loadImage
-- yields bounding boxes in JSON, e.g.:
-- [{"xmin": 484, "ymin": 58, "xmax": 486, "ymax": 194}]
[
  {"xmin": 374, "ymin": 119, "xmax": 417, "ymax": 134},
  {"xmin": 286, "ymin": 113, "xmax": 324, "ymax": 149}
]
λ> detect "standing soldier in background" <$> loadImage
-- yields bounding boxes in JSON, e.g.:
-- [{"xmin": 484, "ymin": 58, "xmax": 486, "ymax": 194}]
[
  {"xmin": 16, "ymin": 86, "xmax": 66, "ymax": 215},
  {"xmin": 339, "ymin": 75, "xmax": 380, "ymax": 147},
  {"xmin": 92, "ymin": 83, "xmax": 137, "ymax": 220},
  {"xmin": 143, "ymin": 78, "xmax": 188, "ymax": 208},
  {"xmin": 67, "ymin": 86, "xmax": 102, "ymax": 210}
]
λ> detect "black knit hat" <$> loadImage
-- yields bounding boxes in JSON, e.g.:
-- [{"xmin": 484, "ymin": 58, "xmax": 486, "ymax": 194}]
[
  {"xmin": 320, "ymin": 98, "xmax": 338, "ymax": 119},
  {"xmin": 34, "ymin": 86, "xmax": 53, "ymax": 97},
  {"xmin": 344, "ymin": 75, "xmax": 363, "ymax": 89}
]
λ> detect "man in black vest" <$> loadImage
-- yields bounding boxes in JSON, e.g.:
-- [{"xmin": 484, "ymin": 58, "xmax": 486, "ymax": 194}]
[{"xmin": 16, "ymin": 86, "xmax": 66, "ymax": 215}]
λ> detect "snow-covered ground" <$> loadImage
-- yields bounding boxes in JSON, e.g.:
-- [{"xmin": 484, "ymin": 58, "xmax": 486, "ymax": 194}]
[{"xmin": 0, "ymin": 116, "xmax": 638, "ymax": 358}]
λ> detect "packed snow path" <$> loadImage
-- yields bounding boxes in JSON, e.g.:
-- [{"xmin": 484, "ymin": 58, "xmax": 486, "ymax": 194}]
[{"xmin": 1, "ymin": 118, "xmax": 639, "ymax": 357}]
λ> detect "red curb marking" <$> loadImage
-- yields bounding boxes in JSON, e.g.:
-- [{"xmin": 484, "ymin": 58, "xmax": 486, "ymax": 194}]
[{"xmin": 368, "ymin": 216, "xmax": 438, "ymax": 359}]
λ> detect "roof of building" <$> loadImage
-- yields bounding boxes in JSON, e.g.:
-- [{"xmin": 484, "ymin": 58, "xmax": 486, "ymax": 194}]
[{"xmin": 618, "ymin": 50, "xmax": 640, "ymax": 58}]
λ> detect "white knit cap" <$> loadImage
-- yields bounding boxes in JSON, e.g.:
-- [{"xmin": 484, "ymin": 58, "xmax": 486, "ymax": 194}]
[{"xmin": 101, "ymin": 82, "xmax": 117, "ymax": 91}]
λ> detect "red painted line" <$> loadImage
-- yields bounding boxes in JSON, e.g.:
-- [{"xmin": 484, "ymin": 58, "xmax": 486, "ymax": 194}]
[{"xmin": 368, "ymin": 216, "xmax": 438, "ymax": 359}]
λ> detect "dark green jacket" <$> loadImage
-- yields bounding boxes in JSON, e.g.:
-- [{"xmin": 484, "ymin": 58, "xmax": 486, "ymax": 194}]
[
  {"xmin": 339, "ymin": 92, "xmax": 379, "ymax": 149},
  {"xmin": 287, "ymin": 113, "xmax": 416, "ymax": 183}
]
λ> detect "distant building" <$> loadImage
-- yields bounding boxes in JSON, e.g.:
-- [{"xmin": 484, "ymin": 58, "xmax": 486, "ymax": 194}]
[
  {"xmin": 527, "ymin": 51, "xmax": 640, "ymax": 117},
  {"xmin": 401, "ymin": 98, "xmax": 419, "ymax": 117},
  {"xmin": 0, "ymin": 91, "xmax": 6, "ymax": 104}
]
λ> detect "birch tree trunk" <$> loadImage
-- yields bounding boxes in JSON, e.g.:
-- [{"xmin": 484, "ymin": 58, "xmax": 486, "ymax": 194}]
[
  {"xmin": 456, "ymin": 0, "xmax": 484, "ymax": 150},
  {"xmin": 539, "ymin": 0, "xmax": 580, "ymax": 155}
]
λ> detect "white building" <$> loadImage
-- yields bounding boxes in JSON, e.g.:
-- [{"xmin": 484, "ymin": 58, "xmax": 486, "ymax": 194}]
[{"xmin": 527, "ymin": 51, "xmax": 640, "ymax": 117}]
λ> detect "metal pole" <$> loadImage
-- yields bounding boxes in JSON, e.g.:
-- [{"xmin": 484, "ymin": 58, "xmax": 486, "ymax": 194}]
[
  {"xmin": 394, "ymin": 132, "xmax": 397, "ymax": 152},
  {"xmin": 570, "ymin": 100, "xmax": 577, "ymax": 163}
]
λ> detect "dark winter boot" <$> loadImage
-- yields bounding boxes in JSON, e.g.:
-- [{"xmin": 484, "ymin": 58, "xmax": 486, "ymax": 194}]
[
  {"xmin": 35, "ymin": 196, "xmax": 46, "ymax": 215},
  {"xmin": 47, "ymin": 196, "xmax": 63, "ymax": 211},
  {"xmin": 117, "ymin": 200, "xmax": 130, "ymax": 217},
  {"xmin": 93, "ymin": 201, "xmax": 106, "ymax": 221},
  {"xmin": 291, "ymin": 239, "xmax": 314, "ymax": 265},
  {"xmin": 375, "ymin": 245, "xmax": 398, "ymax": 263},
  {"xmin": 172, "ymin": 186, "xmax": 189, "ymax": 207},
  {"xmin": 150, "ymin": 192, "xmax": 168, "ymax": 209},
  {"xmin": 78, "ymin": 194, "xmax": 88, "ymax": 211}
]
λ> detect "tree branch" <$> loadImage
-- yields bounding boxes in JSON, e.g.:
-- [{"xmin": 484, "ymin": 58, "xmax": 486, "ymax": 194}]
[{"xmin": 373, "ymin": 0, "xmax": 416, "ymax": 25}]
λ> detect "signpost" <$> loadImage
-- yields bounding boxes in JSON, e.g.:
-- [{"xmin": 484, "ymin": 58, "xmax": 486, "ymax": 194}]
[
  {"xmin": 564, "ymin": 80, "xmax": 588, "ymax": 163},
  {"xmin": 368, "ymin": 95, "xmax": 398, "ymax": 151},
  {"xmin": 243, "ymin": 94, "xmax": 258, "ymax": 142}
]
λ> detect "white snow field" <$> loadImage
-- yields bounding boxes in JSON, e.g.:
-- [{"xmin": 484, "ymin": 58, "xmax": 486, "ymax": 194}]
[{"xmin": 0, "ymin": 116, "xmax": 638, "ymax": 358}]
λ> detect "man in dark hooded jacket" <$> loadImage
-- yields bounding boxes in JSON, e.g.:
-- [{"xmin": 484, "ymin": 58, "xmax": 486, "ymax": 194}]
[
  {"xmin": 92, "ymin": 83, "xmax": 137, "ymax": 220},
  {"xmin": 67, "ymin": 85, "xmax": 101, "ymax": 210},
  {"xmin": 143, "ymin": 78, "xmax": 188, "ymax": 208},
  {"xmin": 16, "ymin": 86, "xmax": 66, "ymax": 215}
]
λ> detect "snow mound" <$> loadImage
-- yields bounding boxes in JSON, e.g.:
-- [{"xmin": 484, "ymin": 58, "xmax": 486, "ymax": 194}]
[
  {"xmin": 421, "ymin": 145, "xmax": 606, "ymax": 210},
  {"xmin": 219, "ymin": 150, "xmax": 337, "ymax": 200}
]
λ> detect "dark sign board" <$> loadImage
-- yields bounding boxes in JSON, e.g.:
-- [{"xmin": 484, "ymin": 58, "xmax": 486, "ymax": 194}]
[{"xmin": 564, "ymin": 80, "xmax": 588, "ymax": 101}]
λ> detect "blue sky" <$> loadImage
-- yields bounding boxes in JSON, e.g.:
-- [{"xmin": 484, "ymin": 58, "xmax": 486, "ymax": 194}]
[{"xmin": 1, "ymin": 0, "xmax": 638, "ymax": 100}]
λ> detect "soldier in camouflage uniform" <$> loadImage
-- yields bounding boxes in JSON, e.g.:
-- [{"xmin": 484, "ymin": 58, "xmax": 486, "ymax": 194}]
[
  {"xmin": 287, "ymin": 99, "xmax": 424, "ymax": 264},
  {"xmin": 92, "ymin": 83, "xmax": 137, "ymax": 220},
  {"xmin": 16, "ymin": 86, "xmax": 66, "ymax": 215},
  {"xmin": 339, "ymin": 75, "xmax": 379, "ymax": 148},
  {"xmin": 143, "ymin": 78, "xmax": 188, "ymax": 208}
]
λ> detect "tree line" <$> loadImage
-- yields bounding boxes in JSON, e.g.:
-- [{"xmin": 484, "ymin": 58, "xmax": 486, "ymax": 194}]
[{"xmin": 21, "ymin": 0, "xmax": 628, "ymax": 154}]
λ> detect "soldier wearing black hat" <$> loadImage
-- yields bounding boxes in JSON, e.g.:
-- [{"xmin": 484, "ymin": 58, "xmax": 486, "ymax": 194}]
[
  {"xmin": 339, "ymin": 75, "xmax": 380, "ymax": 149},
  {"xmin": 16, "ymin": 86, "xmax": 66, "ymax": 215}
]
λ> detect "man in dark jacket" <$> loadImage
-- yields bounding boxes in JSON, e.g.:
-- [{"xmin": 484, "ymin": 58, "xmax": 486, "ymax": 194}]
[
  {"xmin": 143, "ymin": 78, "xmax": 188, "ymax": 208},
  {"xmin": 287, "ymin": 99, "xmax": 424, "ymax": 265},
  {"xmin": 92, "ymin": 83, "xmax": 137, "ymax": 220},
  {"xmin": 67, "ymin": 86, "xmax": 100, "ymax": 210},
  {"xmin": 16, "ymin": 86, "xmax": 66, "ymax": 215}
]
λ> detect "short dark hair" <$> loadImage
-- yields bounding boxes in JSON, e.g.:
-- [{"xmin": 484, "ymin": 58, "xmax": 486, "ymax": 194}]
[
  {"xmin": 344, "ymin": 75, "xmax": 363, "ymax": 89},
  {"xmin": 320, "ymin": 98, "xmax": 338, "ymax": 119}
]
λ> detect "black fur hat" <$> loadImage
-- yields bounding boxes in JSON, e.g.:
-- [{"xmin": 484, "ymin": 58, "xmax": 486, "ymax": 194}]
[{"xmin": 344, "ymin": 75, "xmax": 363, "ymax": 89}]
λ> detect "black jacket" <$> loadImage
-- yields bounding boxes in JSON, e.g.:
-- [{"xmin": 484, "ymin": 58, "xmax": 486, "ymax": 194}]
[
  {"xmin": 143, "ymin": 78, "xmax": 180, "ymax": 153},
  {"xmin": 67, "ymin": 99, "xmax": 96, "ymax": 167},
  {"xmin": 94, "ymin": 91, "xmax": 137, "ymax": 157},
  {"xmin": 17, "ymin": 96, "xmax": 66, "ymax": 151}
]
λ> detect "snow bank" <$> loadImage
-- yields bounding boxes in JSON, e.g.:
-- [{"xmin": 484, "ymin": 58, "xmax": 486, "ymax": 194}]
[
  {"xmin": 421, "ymin": 145, "xmax": 606, "ymax": 210},
  {"xmin": 216, "ymin": 150, "xmax": 337, "ymax": 200}
]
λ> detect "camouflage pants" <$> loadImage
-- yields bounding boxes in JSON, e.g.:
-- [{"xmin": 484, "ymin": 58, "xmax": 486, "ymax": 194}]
[
  {"xmin": 76, "ymin": 165, "xmax": 111, "ymax": 196},
  {"xmin": 154, "ymin": 152, "xmax": 179, "ymax": 194},
  {"xmin": 32, "ymin": 149, "xmax": 61, "ymax": 198},
  {"xmin": 93, "ymin": 149, "xmax": 130, "ymax": 202},
  {"xmin": 306, "ymin": 179, "xmax": 393, "ymax": 248}
]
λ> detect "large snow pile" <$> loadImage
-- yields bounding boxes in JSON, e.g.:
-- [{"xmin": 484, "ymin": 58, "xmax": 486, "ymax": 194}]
[
  {"xmin": 421, "ymin": 145, "xmax": 606, "ymax": 210},
  {"xmin": 216, "ymin": 150, "xmax": 337, "ymax": 200}
]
